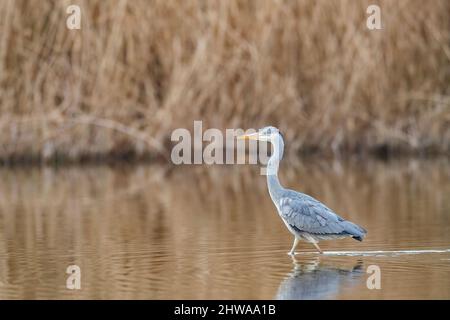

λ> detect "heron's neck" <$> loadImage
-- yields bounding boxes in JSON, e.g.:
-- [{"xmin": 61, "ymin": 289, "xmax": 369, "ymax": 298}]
[{"xmin": 266, "ymin": 134, "xmax": 284, "ymax": 203}]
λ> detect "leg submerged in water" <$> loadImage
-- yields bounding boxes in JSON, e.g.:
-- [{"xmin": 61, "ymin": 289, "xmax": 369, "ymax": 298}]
[
  {"xmin": 312, "ymin": 242, "xmax": 323, "ymax": 254},
  {"xmin": 288, "ymin": 237, "xmax": 299, "ymax": 256},
  {"xmin": 303, "ymin": 233, "xmax": 323, "ymax": 254}
]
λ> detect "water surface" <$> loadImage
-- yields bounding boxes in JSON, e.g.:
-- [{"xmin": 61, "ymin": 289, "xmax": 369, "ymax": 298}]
[{"xmin": 0, "ymin": 158, "xmax": 449, "ymax": 299}]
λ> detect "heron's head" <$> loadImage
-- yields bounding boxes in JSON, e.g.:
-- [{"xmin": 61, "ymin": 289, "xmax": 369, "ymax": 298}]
[{"xmin": 237, "ymin": 126, "xmax": 282, "ymax": 142}]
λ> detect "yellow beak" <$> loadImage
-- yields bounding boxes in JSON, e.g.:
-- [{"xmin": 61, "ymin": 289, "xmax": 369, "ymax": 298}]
[{"xmin": 237, "ymin": 133, "xmax": 259, "ymax": 140}]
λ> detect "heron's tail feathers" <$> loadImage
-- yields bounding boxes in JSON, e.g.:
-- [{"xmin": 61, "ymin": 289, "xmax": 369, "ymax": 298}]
[{"xmin": 342, "ymin": 220, "xmax": 367, "ymax": 242}]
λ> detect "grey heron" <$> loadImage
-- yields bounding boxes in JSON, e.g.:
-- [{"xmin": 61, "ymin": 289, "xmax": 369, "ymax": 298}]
[{"xmin": 238, "ymin": 126, "xmax": 367, "ymax": 255}]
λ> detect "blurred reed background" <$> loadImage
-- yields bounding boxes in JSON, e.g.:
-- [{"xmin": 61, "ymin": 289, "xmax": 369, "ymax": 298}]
[{"xmin": 0, "ymin": 0, "xmax": 449, "ymax": 163}]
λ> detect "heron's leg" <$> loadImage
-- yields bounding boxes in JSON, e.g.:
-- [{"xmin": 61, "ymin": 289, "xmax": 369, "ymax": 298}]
[
  {"xmin": 312, "ymin": 242, "xmax": 323, "ymax": 254},
  {"xmin": 288, "ymin": 237, "xmax": 299, "ymax": 256}
]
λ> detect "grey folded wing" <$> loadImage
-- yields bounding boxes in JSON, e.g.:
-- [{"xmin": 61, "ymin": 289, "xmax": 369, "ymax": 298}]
[{"xmin": 279, "ymin": 195, "xmax": 366, "ymax": 240}]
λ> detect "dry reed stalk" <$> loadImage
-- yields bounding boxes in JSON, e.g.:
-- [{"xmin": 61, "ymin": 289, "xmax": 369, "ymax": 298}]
[{"xmin": 0, "ymin": 0, "xmax": 449, "ymax": 163}]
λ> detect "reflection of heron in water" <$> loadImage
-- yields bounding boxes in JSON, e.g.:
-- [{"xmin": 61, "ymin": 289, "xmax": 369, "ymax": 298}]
[
  {"xmin": 238, "ymin": 127, "xmax": 367, "ymax": 254},
  {"xmin": 275, "ymin": 256, "xmax": 364, "ymax": 300}
]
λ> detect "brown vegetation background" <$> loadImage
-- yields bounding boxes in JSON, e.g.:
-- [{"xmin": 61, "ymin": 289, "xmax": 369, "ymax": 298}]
[{"xmin": 0, "ymin": 0, "xmax": 449, "ymax": 162}]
